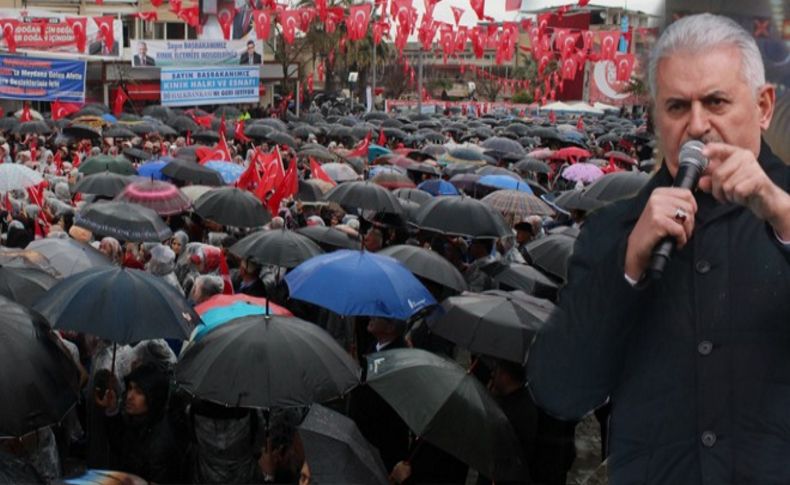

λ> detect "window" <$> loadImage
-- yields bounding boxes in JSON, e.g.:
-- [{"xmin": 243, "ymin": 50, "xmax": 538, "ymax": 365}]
[
  {"xmin": 144, "ymin": 22, "xmax": 165, "ymax": 40},
  {"xmin": 167, "ymin": 22, "xmax": 185, "ymax": 40},
  {"xmin": 187, "ymin": 25, "xmax": 198, "ymax": 39}
]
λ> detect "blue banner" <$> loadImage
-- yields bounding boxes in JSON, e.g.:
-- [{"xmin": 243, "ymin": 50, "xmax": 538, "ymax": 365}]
[
  {"xmin": 0, "ymin": 55, "xmax": 86, "ymax": 102},
  {"xmin": 160, "ymin": 66, "xmax": 260, "ymax": 107}
]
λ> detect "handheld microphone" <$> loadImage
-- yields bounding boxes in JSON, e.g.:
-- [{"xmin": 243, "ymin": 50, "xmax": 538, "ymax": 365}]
[{"xmin": 649, "ymin": 140, "xmax": 709, "ymax": 279}]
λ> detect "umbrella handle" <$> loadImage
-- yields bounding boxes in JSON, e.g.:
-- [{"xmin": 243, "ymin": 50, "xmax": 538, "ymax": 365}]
[{"xmin": 405, "ymin": 436, "xmax": 424, "ymax": 464}]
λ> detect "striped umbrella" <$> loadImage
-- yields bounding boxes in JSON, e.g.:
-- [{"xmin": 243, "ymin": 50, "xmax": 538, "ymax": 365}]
[
  {"xmin": 115, "ymin": 180, "xmax": 192, "ymax": 216},
  {"xmin": 482, "ymin": 190, "xmax": 555, "ymax": 222}
]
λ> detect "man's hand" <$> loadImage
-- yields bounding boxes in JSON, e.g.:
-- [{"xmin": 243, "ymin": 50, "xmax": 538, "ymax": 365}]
[
  {"xmin": 94, "ymin": 387, "xmax": 118, "ymax": 414},
  {"xmin": 700, "ymin": 142, "xmax": 790, "ymax": 240},
  {"xmin": 625, "ymin": 187, "xmax": 698, "ymax": 281},
  {"xmin": 389, "ymin": 461, "xmax": 412, "ymax": 484}
]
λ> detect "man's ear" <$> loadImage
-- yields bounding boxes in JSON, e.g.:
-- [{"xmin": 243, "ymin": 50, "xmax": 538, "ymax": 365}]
[{"xmin": 757, "ymin": 84, "xmax": 776, "ymax": 131}]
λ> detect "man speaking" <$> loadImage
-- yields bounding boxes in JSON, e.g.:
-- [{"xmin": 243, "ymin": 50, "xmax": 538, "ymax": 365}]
[{"xmin": 527, "ymin": 13, "xmax": 789, "ymax": 484}]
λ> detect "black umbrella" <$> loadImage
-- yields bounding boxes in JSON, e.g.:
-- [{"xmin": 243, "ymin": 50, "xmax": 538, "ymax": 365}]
[
  {"xmin": 63, "ymin": 124, "xmax": 102, "ymax": 140},
  {"xmin": 78, "ymin": 155, "xmax": 135, "ymax": 176},
  {"xmin": 26, "ymin": 238, "xmax": 111, "ymax": 278},
  {"xmin": 0, "ymin": 266, "xmax": 57, "ymax": 307},
  {"xmin": 392, "ymin": 187, "xmax": 433, "ymax": 205},
  {"xmin": 213, "ymin": 106, "xmax": 241, "ymax": 118},
  {"xmin": 266, "ymin": 131, "xmax": 299, "ymax": 148},
  {"xmin": 244, "ymin": 124, "xmax": 273, "ymax": 140},
  {"xmin": 173, "ymin": 146, "xmax": 204, "ymax": 162},
  {"xmin": 194, "ymin": 187, "xmax": 271, "ymax": 228},
  {"xmin": 413, "ymin": 196, "xmax": 510, "ymax": 239},
  {"xmin": 514, "ymin": 158, "xmax": 551, "ymax": 174},
  {"xmin": 256, "ymin": 118, "xmax": 289, "ymax": 132},
  {"xmin": 71, "ymin": 171, "xmax": 133, "ymax": 197},
  {"xmin": 122, "ymin": 147, "xmax": 153, "ymax": 161},
  {"xmin": 155, "ymin": 124, "xmax": 179, "ymax": 137},
  {"xmin": 298, "ymin": 179, "xmax": 325, "ymax": 202},
  {"xmin": 524, "ymin": 233, "xmax": 576, "ymax": 282},
  {"xmin": 127, "ymin": 122, "xmax": 158, "ymax": 135},
  {"xmin": 0, "ymin": 117, "xmax": 19, "ymax": 132},
  {"xmin": 378, "ymin": 245, "xmax": 467, "ymax": 292},
  {"xmin": 34, "ymin": 266, "xmax": 196, "ymax": 344},
  {"xmin": 0, "ymin": 451, "xmax": 44, "ymax": 483},
  {"xmin": 481, "ymin": 261, "xmax": 559, "ymax": 299},
  {"xmin": 75, "ymin": 201, "xmax": 173, "ymax": 242},
  {"xmin": 442, "ymin": 162, "xmax": 481, "ymax": 178},
  {"xmin": 161, "ymin": 158, "xmax": 224, "ymax": 186},
  {"xmin": 103, "ymin": 125, "xmax": 136, "ymax": 138},
  {"xmin": 583, "ymin": 171, "xmax": 651, "ymax": 203},
  {"xmin": 365, "ymin": 348, "xmax": 525, "ymax": 481},
  {"xmin": 296, "ymin": 226, "xmax": 362, "ymax": 251},
  {"xmin": 298, "ymin": 404, "xmax": 390, "ymax": 485},
  {"xmin": 481, "ymin": 136, "xmax": 525, "ymax": 155},
  {"xmin": 429, "ymin": 290, "xmax": 555, "ymax": 363},
  {"xmin": 324, "ymin": 181, "xmax": 404, "ymax": 215},
  {"xmin": 143, "ymin": 105, "xmax": 173, "ymax": 120},
  {"xmin": 551, "ymin": 189, "xmax": 604, "ymax": 212},
  {"xmin": 14, "ymin": 121, "xmax": 51, "ymax": 135},
  {"xmin": 0, "ymin": 297, "xmax": 80, "ymax": 438},
  {"xmin": 167, "ymin": 115, "xmax": 199, "ymax": 134},
  {"xmin": 176, "ymin": 315, "xmax": 360, "ymax": 408},
  {"xmin": 230, "ymin": 229, "xmax": 323, "ymax": 268},
  {"xmin": 193, "ymin": 129, "xmax": 220, "ymax": 144}
]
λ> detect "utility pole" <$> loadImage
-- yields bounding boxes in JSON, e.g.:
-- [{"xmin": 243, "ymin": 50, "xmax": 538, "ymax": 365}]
[
  {"xmin": 416, "ymin": 48, "xmax": 423, "ymax": 113},
  {"xmin": 371, "ymin": 43, "xmax": 377, "ymax": 111}
]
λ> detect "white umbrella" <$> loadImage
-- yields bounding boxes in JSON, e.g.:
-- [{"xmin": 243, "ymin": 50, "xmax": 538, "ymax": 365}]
[
  {"xmin": 179, "ymin": 185, "xmax": 213, "ymax": 202},
  {"xmin": 0, "ymin": 164, "xmax": 44, "ymax": 192}
]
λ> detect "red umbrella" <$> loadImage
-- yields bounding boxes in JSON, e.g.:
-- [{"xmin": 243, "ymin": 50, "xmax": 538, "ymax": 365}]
[
  {"xmin": 551, "ymin": 147, "xmax": 591, "ymax": 163},
  {"xmin": 604, "ymin": 150, "xmax": 637, "ymax": 166},
  {"xmin": 115, "ymin": 179, "xmax": 192, "ymax": 216},
  {"xmin": 527, "ymin": 148, "xmax": 555, "ymax": 160},
  {"xmin": 195, "ymin": 293, "xmax": 292, "ymax": 316}
]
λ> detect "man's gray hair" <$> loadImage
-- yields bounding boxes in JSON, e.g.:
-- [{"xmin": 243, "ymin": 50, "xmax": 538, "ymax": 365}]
[
  {"xmin": 195, "ymin": 274, "xmax": 224, "ymax": 299},
  {"xmin": 648, "ymin": 13, "xmax": 765, "ymax": 99}
]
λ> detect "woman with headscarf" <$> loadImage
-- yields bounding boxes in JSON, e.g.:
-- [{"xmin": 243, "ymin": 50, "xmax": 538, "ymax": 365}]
[
  {"xmin": 169, "ymin": 231, "xmax": 188, "ymax": 260},
  {"xmin": 99, "ymin": 237, "xmax": 123, "ymax": 265},
  {"xmin": 146, "ymin": 244, "xmax": 183, "ymax": 295}
]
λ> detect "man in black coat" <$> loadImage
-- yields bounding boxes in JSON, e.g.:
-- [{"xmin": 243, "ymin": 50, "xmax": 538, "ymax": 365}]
[
  {"xmin": 234, "ymin": 258, "xmax": 267, "ymax": 297},
  {"xmin": 528, "ymin": 13, "xmax": 790, "ymax": 484},
  {"xmin": 239, "ymin": 40, "xmax": 262, "ymax": 65}
]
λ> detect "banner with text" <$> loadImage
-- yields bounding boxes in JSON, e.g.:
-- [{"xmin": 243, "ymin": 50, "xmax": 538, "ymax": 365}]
[
  {"xmin": 130, "ymin": 40, "xmax": 264, "ymax": 68},
  {"xmin": 161, "ymin": 66, "xmax": 260, "ymax": 107},
  {"xmin": 0, "ymin": 55, "xmax": 86, "ymax": 102},
  {"xmin": 0, "ymin": 8, "xmax": 123, "ymax": 59}
]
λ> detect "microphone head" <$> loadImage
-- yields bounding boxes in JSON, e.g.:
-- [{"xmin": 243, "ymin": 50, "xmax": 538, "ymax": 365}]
[{"xmin": 679, "ymin": 140, "xmax": 708, "ymax": 171}]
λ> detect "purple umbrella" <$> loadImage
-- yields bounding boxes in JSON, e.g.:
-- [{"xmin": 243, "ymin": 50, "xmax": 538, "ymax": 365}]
[{"xmin": 561, "ymin": 163, "xmax": 604, "ymax": 184}]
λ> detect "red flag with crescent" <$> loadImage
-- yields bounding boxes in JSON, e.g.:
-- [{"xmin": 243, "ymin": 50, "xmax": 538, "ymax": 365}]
[
  {"xmin": 253, "ymin": 10, "xmax": 271, "ymax": 40},
  {"xmin": 450, "ymin": 6, "xmax": 464, "ymax": 25},
  {"xmin": 51, "ymin": 100, "xmax": 81, "ymax": 121},
  {"xmin": 598, "ymin": 30, "xmax": 620, "ymax": 61},
  {"xmin": 218, "ymin": 5, "xmax": 236, "ymax": 40},
  {"xmin": 66, "ymin": 18, "xmax": 87, "ymax": 53},
  {"xmin": 347, "ymin": 4, "xmax": 371, "ymax": 41},
  {"xmin": 615, "ymin": 53, "xmax": 635, "ymax": 82},
  {"xmin": 1, "ymin": 19, "xmax": 18, "ymax": 53},
  {"xmin": 93, "ymin": 16, "xmax": 114, "ymax": 53},
  {"xmin": 469, "ymin": 0, "xmax": 484, "ymax": 20},
  {"xmin": 279, "ymin": 10, "xmax": 299, "ymax": 44}
]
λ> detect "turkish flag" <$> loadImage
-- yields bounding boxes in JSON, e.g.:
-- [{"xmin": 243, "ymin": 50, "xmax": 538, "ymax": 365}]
[
  {"xmin": 253, "ymin": 10, "xmax": 272, "ymax": 40},
  {"xmin": 150, "ymin": 0, "xmax": 164, "ymax": 6},
  {"xmin": 377, "ymin": 129, "xmax": 387, "ymax": 146},
  {"xmin": 347, "ymin": 4, "xmax": 371, "ymax": 41},
  {"xmin": 454, "ymin": 26, "xmax": 468, "ymax": 52},
  {"xmin": 297, "ymin": 8, "xmax": 315, "ymax": 32},
  {"xmin": 236, "ymin": 156, "xmax": 261, "ymax": 191},
  {"xmin": 192, "ymin": 114, "xmax": 213, "ymax": 128},
  {"xmin": 578, "ymin": 0, "xmax": 590, "ymax": 5},
  {"xmin": 576, "ymin": 115, "xmax": 584, "ymax": 132},
  {"xmin": 235, "ymin": 119, "xmax": 251, "ymax": 142},
  {"xmin": 424, "ymin": 0, "xmax": 439, "ymax": 18},
  {"xmin": 306, "ymin": 73, "xmax": 314, "ymax": 93},
  {"xmin": 598, "ymin": 31, "xmax": 620, "ymax": 61},
  {"xmin": 469, "ymin": 0, "xmax": 485, "ymax": 20},
  {"xmin": 561, "ymin": 57, "xmax": 577, "ymax": 80},
  {"xmin": 1, "ymin": 19, "xmax": 18, "ymax": 53},
  {"xmin": 349, "ymin": 132, "xmax": 371, "ymax": 158},
  {"xmin": 615, "ymin": 53, "xmax": 635, "ymax": 82},
  {"xmin": 216, "ymin": 131, "xmax": 232, "ymax": 161},
  {"xmin": 66, "ymin": 18, "xmax": 87, "ymax": 52},
  {"xmin": 51, "ymin": 100, "xmax": 81, "ymax": 120},
  {"xmin": 20, "ymin": 103, "xmax": 32, "ymax": 122},
  {"xmin": 134, "ymin": 11, "xmax": 159, "ymax": 22},
  {"xmin": 417, "ymin": 16, "xmax": 437, "ymax": 50},
  {"xmin": 439, "ymin": 23, "xmax": 455, "ymax": 59},
  {"xmin": 113, "ymin": 88, "xmax": 128, "ymax": 116},
  {"xmin": 177, "ymin": 6, "xmax": 200, "ymax": 30},
  {"xmin": 470, "ymin": 26, "xmax": 486, "ymax": 58},
  {"xmin": 505, "ymin": 0, "xmax": 520, "ymax": 11},
  {"xmin": 309, "ymin": 158, "xmax": 336, "ymax": 186},
  {"xmin": 372, "ymin": 20, "xmax": 389, "ymax": 45},
  {"xmin": 93, "ymin": 16, "xmax": 115, "ymax": 54},
  {"xmin": 450, "ymin": 6, "xmax": 464, "ymax": 25},
  {"xmin": 169, "ymin": 0, "xmax": 182, "ymax": 14},
  {"xmin": 279, "ymin": 10, "xmax": 299, "ymax": 44},
  {"xmin": 218, "ymin": 6, "xmax": 236, "ymax": 40}
]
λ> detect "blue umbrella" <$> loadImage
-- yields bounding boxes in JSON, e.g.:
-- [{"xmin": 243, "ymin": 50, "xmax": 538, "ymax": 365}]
[
  {"xmin": 137, "ymin": 158, "xmax": 172, "ymax": 181},
  {"xmin": 368, "ymin": 144, "xmax": 392, "ymax": 162},
  {"xmin": 285, "ymin": 250, "xmax": 436, "ymax": 320},
  {"xmin": 203, "ymin": 161, "xmax": 245, "ymax": 184},
  {"xmin": 102, "ymin": 113, "xmax": 118, "ymax": 123},
  {"xmin": 417, "ymin": 179, "xmax": 459, "ymax": 196},
  {"xmin": 192, "ymin": 303, "xmax": 268, "ymax": 342},
  {"xmin": 478, "ymin": 175, "xmax": 534, "ymax": 194}
]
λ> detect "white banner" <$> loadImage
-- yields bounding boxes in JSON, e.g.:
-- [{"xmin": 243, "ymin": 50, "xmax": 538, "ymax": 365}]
[
  {"xmin": 161, "ymin": 66, "xmax": 260, "ymax": 107},
  {"xmin": 130, "ymin": 40, "xmax": 264, "ymax": 68}
]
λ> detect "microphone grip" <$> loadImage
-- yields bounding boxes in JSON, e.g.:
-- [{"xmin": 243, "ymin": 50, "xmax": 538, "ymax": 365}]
[{"xmin": 649, "ymin": 236, "xmax": 676, "ymax": 279}]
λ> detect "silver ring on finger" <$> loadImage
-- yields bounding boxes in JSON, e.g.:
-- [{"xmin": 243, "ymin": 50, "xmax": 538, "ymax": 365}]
[{"xmin": 674, "ymin": 208, "xmax": 688, "ymax": 222}]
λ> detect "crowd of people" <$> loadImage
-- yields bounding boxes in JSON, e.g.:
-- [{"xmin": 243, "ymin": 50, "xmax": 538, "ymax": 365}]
[{"xmin": 1, "ymin": 12, "xmax": 786, "ymax": 485}]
